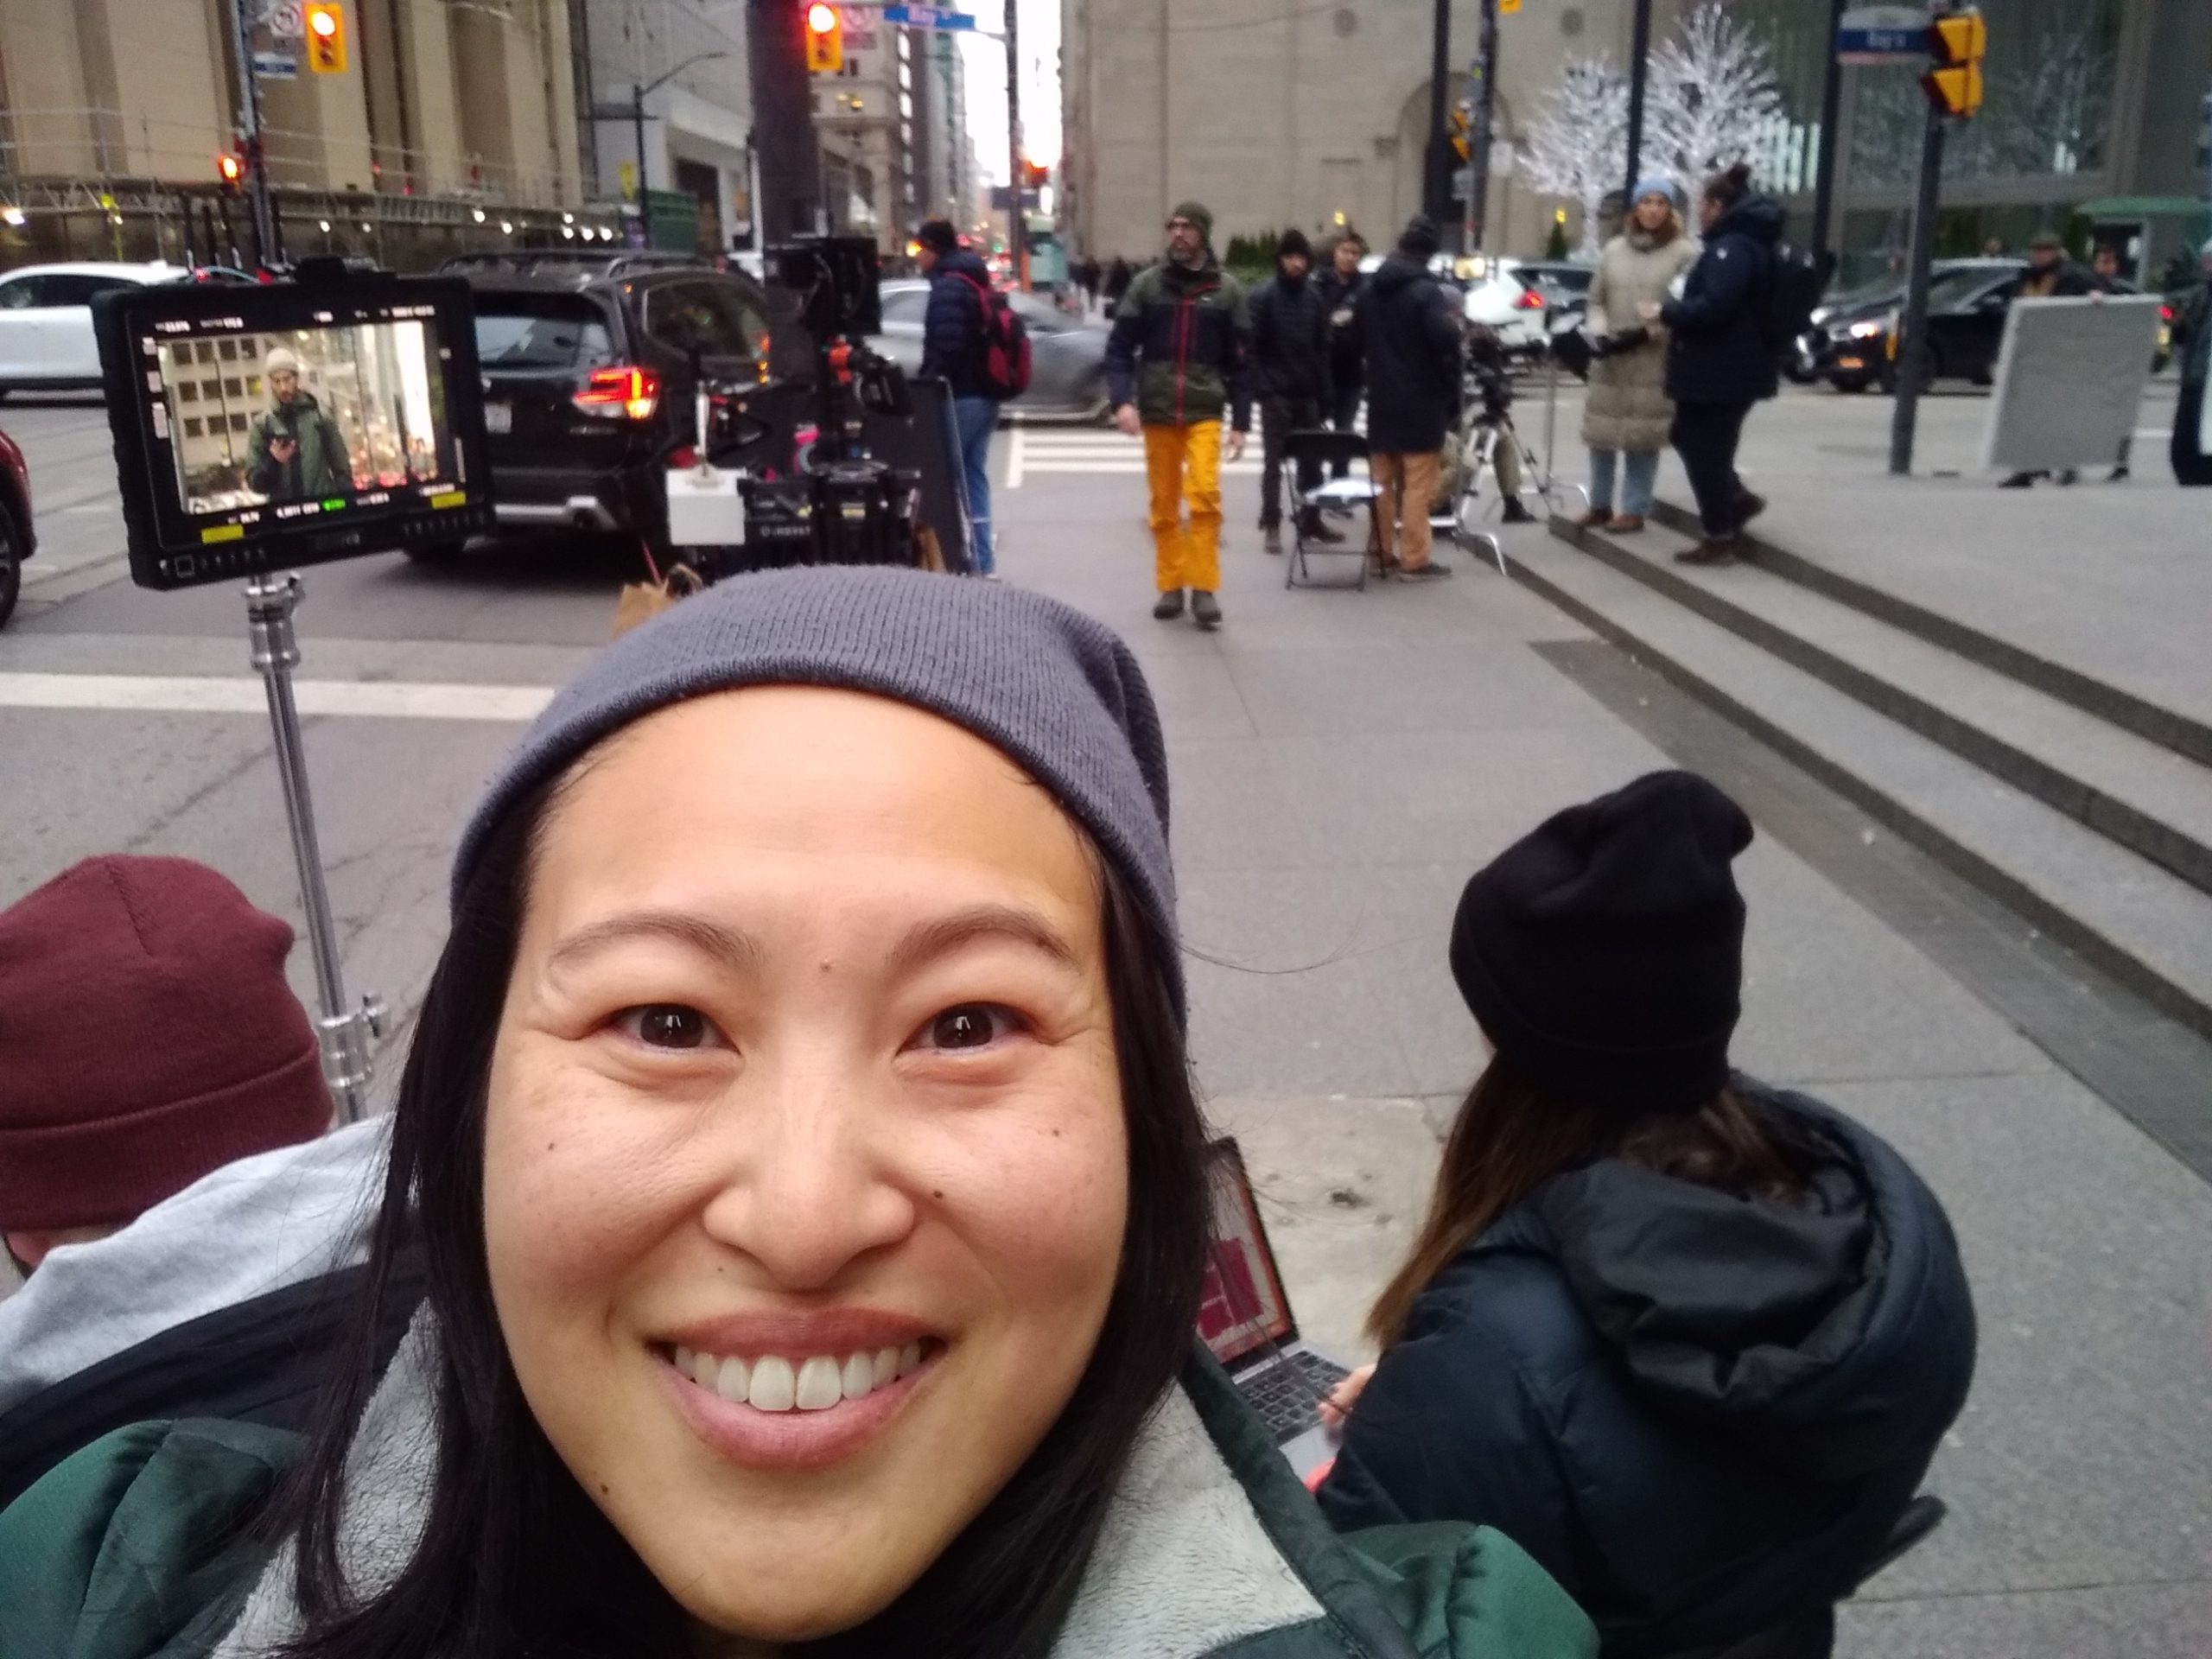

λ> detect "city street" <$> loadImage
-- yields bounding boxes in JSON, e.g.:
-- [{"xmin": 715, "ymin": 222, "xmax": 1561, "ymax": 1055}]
[{"xmin": 3, "ymin": 374, "xmax": 2209, "ymax": 1655}]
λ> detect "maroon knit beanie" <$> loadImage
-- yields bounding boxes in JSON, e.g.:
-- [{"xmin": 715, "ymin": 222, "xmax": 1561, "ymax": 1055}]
[{"xmin": 0, "ymin": 856, "xmax": 329, "ymax": 1232}]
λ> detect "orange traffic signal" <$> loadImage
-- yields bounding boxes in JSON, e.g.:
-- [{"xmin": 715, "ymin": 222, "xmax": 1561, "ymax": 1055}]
[
  {"xmin": 1923, "ymin": 10, "xmax": 1985, "ymax": 118},
  {"xmin": 805, "ymin": 3, "xmax": 842, "ymax": 73},
  {"xmin": 306, "ymin": 2, "xmax": 347, "ymax": 73},
  {"xmin": 217, "ymin": 153, "xmax": 244, "ymax": 195}
]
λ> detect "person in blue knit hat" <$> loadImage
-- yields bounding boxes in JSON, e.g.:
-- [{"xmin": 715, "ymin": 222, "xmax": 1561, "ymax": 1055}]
[{"xmin": 1573, "ymin": 176, "xmax": 1699, "ymax": 536}]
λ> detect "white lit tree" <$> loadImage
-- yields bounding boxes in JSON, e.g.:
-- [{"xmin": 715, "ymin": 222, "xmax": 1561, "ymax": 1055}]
[
  {"xmin": 1516, "ymin": 55, "xmax": 1630, "ymax": 257},
  {"xmin": 1644, "ymin": 3, "xmax": 1785, "ymax": 200}
]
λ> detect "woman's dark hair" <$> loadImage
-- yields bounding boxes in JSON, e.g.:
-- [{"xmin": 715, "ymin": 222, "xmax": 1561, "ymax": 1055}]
[
  {"xmin": 1365, "ymin": 1047, "xmax": 1816, "ymax": 1348},
  {"xmin": 1701, "ymin": 160, "xmax": 1755, "ymax": 209},
  {"xmin": 263, "ymin": 775, "xmax": 1213, "ymax": 1658}
]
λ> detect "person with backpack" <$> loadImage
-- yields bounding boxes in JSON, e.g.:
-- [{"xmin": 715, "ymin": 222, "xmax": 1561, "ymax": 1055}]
[
  {"xmin": 1107, "ymin": 201, "xmax": 1252, "ymax": 630},
  {"xmin": 1315, "ymin": 770, "xmax": 1977, "ymax": 1658},
  {"xmin": 1639, "ymin": 162, "xmax": 1786, "ymax": 566},
  {"xmin": 918, "ymin": 219, "xmax": 1027, "ymax": 577}
]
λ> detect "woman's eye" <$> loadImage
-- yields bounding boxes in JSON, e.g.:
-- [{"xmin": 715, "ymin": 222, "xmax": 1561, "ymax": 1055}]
[
  {"xmin": 917, "ymin": 1003, "xmax": 1021, "ymax": 1052},
  {"xmin": 615, "ymin": 1004, "xmax": 718, "ymax": 1050}
]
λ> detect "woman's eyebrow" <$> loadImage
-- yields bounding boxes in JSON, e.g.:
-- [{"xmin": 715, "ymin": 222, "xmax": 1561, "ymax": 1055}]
[
  {"xmin": 886, "ymin": 905, "xmax": 1082, "ymax": 977},
  {"xmin": 546, "ymin": 912, "xmax": 762, "ymax": 974}
]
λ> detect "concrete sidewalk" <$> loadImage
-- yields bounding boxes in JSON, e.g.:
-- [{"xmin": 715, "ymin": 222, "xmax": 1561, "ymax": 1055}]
[{"xmin": 1000, "ymin": 432, "xmax": 2212, "ymax": 1656}]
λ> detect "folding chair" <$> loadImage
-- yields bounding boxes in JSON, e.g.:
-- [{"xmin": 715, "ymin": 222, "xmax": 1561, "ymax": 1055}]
[{"xmin": 1283, "ymin": 429, "xmax": 1381, "ymax": 591}]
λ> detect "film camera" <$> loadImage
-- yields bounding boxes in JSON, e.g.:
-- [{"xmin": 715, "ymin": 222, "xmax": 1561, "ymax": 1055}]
[{"xmin": 671, "ymin": 235, "xmax": 937, "ymax": 572}]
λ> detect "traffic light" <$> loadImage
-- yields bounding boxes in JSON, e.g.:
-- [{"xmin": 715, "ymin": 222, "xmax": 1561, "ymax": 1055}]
[
  {"xmin": 1451, "ymin": 105, "xmax": 1471, "ymax": 164},
  {"xmin": 1923, "ymin": 8, "xmax": 1985, "ymax": 118},
  {"xmin": 217, "ymin": 153, "xmax": 244, "ymax": 197},
  {"xmin": 804, "ymin": 2, "xmax": 842, "ymax": 73},
  {"xmin": 305, "ymin": 2, "xmax": 347, "ymax": 74}
]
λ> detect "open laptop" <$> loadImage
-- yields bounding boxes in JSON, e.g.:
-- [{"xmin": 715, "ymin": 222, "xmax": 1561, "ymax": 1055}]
[{"xmin": 1198, "ymin": 1138, "xmax": 1356, "ymax": 1478}]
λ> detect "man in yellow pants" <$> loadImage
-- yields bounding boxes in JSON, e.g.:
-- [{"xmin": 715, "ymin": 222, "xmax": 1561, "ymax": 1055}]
[{"xmin": 1104, "ymin": 201, "xmax": 1253, "ymax": 630}]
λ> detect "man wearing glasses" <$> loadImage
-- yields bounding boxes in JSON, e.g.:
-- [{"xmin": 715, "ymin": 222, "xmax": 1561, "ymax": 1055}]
[{"xmin": 1105, "ymin": 201, "xmax": 1252, "ymax": 630}]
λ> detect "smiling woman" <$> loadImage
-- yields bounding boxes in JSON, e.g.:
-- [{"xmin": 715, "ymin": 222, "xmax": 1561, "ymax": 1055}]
[{"xmin": 0, "ymin": 569, "xmax": 1596, "ymax": 1659}]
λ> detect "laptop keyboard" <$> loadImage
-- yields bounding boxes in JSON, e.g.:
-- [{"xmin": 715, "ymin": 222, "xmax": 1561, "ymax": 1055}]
[{"xmin": 1243, "ymin": 1349, "xmax": 1353, "ymax": 1444}]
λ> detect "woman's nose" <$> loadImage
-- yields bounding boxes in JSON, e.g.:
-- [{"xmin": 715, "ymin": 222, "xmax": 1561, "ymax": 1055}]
[{"xmin": 696, "ymin": 1065, "xmax": 918, "ymax": 1291}]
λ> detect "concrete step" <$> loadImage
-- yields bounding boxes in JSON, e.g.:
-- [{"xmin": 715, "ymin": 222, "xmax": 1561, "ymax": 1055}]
[
  {"xmin": 1647, "ymin": 497, "xmax": 2212, "ymax": 769},
  {"xmin": 1550, "ymin": 514, "xmax": 2212, "ymax": 904},
  {"xmin": 1505, "ymin": 532, "xmax": 2212, "ymax": 1044}
]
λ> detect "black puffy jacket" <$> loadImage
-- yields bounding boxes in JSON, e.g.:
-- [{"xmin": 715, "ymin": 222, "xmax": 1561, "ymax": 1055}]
[
  {"xmin": 919, "ymin": 247, "xmax": 998, "ymax": 399},
  {"xmin": 1318, "ymin": 1084, "xmax": 1976, "ymax": 1658},
  {"xmin": 1661, "ymin": 196, "xmax": 1786, "ymax": 405},
  {"xmin": 1249, "ymin": 268, "xmax": 1333, "ymax": 401},
  {"xmin": 1317, "ymin": 265, "xmax": 1368, "ymax": 388},
  {"xmin": 1358, "ymin": 253, "xmax": 1462, "ymax": 454}
]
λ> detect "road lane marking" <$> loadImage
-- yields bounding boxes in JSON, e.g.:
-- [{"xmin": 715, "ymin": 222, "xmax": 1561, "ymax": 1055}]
[{"xmin": 0, "ymin": 671, "xmax": 552, "ymax": 722}]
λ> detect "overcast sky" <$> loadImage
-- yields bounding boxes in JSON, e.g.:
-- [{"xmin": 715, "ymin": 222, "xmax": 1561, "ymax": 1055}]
[{"xmin": 956, "ymin": 0, "xmax": 1061, "ymax": 184}]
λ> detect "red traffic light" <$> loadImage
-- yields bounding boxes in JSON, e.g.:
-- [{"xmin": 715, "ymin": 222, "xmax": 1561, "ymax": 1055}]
[
  {"xmin": 806, "ymin": 2, "xmax": 836, "ymax": 30},
  {"xmin": 217, "ymin": 153, "xmax": 244, "ymax": 185}
]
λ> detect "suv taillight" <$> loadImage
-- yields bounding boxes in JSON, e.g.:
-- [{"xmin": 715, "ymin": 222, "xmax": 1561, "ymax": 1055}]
[
  {"xmin": 574, "ymin": 365, "xmax": 661, "ymax": 421},
  {"xmin": 1516, "ymin": 287, "xmax": 1547, "ymax": 311}
]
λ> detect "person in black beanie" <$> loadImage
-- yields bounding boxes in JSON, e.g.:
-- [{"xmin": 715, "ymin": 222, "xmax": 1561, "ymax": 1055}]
[
  {"xmin": 1249, "ymin": 226, "xmax": 1340, "ymax": 554},
  {"xmin": 1315, "ymin": 770, "xmax": 1977, "ymax": 1659},
  {"xmin": 1357, "ymin": 215, "xmax": 1462, "ymax": 578}
]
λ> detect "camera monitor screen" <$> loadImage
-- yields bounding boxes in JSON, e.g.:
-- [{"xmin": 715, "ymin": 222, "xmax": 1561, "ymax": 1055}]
[{"xmin": 95, "ymin": 273, "xmax": 493, "ymax": 589}]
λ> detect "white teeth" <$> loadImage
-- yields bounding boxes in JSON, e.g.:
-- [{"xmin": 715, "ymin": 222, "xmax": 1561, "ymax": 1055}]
[
  {"xmin": 841, "ymin": 1351, "xmax": 875, "ymax": 1400},
  {"xmin": 675, "ymin": 1342, "xmax": 930, "ymax": 1410},
  {"xmin": 748, "ymin": 1355, "xmax": 797, "ymax": 1412},
  {"xmin": 795, "ymin": 1356, "xmax": 842, "ymax": 1410}
]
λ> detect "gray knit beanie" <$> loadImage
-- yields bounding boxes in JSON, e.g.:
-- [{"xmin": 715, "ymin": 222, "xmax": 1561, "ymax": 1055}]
[{"xmin": 453, "ymin": 565, "xmax": 1182, "ymax": 1014}]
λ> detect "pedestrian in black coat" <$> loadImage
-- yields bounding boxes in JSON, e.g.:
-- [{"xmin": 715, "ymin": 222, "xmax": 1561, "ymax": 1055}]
[
  {"xmin": 1317, "ymin": 770, "xmax": 1977, "ymax": 1659},
  {"xmin": 1316, "ymin": 232, "xmax": 1369, "ymax": 477},
  {"xmin": 1645, "ymin": 162, "xmax": 1784, "ymax": 562},
  {"xmin": 1249, "ymin": 228, "xmax": 1337, "ymax": 549},
  {"xmin": 1357, "ymin": 217, "xmax": 1463, "ymax": 580}
]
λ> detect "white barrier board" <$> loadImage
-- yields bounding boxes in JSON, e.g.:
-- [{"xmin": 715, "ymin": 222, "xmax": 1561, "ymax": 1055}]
[{"xmin": 1981, "ymin": 295, "xmax": 2161, "ymax": 475}]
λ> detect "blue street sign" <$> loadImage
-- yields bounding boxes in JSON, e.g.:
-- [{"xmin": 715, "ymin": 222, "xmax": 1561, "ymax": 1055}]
[
  {"xmin": 1836, "ymin": 4, "xmax": 1929, "ymax": 63},
  {"xmin": 882, "ymin": 3, "xmax": 978, "ymax": 29}
]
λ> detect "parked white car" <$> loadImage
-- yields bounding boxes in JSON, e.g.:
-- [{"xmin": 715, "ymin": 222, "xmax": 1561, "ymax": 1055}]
[
  {"xmin": 0, "ymin": 263, "xmax": 188, "ymax": 395},
  {"xmin": 1357, "ymin": 251, "xmax": 1553, "ymax": 355}
]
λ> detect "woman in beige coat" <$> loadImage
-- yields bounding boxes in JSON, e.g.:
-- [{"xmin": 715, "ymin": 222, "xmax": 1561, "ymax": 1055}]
[{"xmin": 1576, "ymin": 180, "xmax": 1699, "ymax": 532}]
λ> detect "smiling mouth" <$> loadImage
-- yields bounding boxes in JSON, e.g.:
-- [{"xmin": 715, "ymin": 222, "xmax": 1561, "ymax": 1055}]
[{"xmin": 665, "ymin": 1339, "xmax": 938, "ymax": 1414}]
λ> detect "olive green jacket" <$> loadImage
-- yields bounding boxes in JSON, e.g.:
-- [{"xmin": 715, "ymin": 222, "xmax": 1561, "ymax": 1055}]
[{"xmin": 0, "ymin": 1316, "xmax": 1595, "ymax": 1659}]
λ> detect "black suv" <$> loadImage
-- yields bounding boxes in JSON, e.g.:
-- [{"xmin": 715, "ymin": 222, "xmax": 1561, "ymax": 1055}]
[{"xmin": 427, "ymin": 254, "xmax": 776, "ymax": 561}]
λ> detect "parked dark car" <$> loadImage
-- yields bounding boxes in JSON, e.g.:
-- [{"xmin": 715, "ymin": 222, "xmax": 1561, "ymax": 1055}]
[
  {"xmin": 1846, "ymin": 262, "xmax": 2173, "ymax": 395},
  {"xmin": 1792, "ymin": 261, "xmax": 2016, "ymax": 391},
  {"xmin": 435, "ymin": 257, "xmax": 777, "ymax": 562},
  {"xmin": 0, "ymin": 423, "xmax": 35, "ymax": 629},
  {"xmin": 870, "ymin": 277, "xmax": 1113, "ymax": 420}
]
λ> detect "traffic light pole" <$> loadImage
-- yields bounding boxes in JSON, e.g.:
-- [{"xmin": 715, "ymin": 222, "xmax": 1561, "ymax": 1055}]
[
  {"xmin": 224, "ymin": 0, "xmax": 276, "ymax": 267},
  {"xmin": 1466, "ymin": 0, "xmax": 1499, "ymax": 251},
  {"xmin": 747, "ymin": 0, "xmax": 821, "ymax": 245},
  {"xmin": 1810, "ymin": 0, "xmax": 1848, "ymax": 262},
  {"xmin": 1424, "ymin": 0, "xmax": 1453, "ymax": 241},
  {"xmin": 1006, "ymin": 0, "xmax": 1027, "ymax": 289},
  {"xmin": 1622, "ymin": 0, "xmax": 1654, "ymax": 207},
  {"xmin": 1887, "ymin": 104, "xmax": 1946, "ymax": 475}
]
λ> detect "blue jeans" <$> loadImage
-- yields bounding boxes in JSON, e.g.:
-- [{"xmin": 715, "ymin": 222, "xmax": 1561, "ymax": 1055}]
[
  {"xmin": 1587, "ymin": 447, "xmax": 1659, "ymax": 516},
  {"xmin": 953, "ymin": 395, "xmax": 998, "ymax": 574}
]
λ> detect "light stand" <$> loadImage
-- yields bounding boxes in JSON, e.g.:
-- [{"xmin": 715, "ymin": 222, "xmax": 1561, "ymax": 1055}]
[{"xmin": 245, "ymin": 572, "xmax": 384, "ymax": 1125}]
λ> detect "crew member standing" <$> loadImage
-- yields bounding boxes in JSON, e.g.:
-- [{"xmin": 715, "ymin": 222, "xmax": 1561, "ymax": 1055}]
[
  {"xmin": 1317, "ymin": 232, "xmax": 1370, "ymax": 480},
  {"xmin": 917, "ymin": 219, "xmax": 1004, "ymax": 577},
  {"xmin": 1359, "ymin": 216, "xmax": 1462, "ymax": 581},
  {"xmin": 1106, "ymin": 201, "xmax": 1252, "ymax": 631},
  {"xmin": 1250, "ymin": 228, "xmax": 1339, "ymax": 555}
]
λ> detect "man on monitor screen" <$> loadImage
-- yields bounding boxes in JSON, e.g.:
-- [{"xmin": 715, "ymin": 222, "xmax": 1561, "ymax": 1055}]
[{"xmin": 245, "ymin": 347, "xmax": 353, "ymax": 502}]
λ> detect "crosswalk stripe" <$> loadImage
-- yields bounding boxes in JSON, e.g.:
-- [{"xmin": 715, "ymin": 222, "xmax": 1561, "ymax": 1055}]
[{"xmin": 0, "ymin": 671, "xmax": 553, "ymax": 722}]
